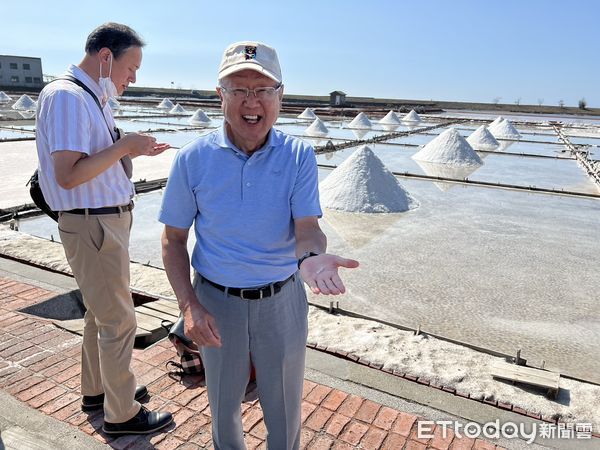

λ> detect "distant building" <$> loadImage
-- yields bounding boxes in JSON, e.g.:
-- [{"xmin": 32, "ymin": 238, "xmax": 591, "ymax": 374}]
[
  {"xmin": 0, "ymin": 55, "xmax": 44, "ymax": 89},
  {"xmin": 330, "ymin": 90, "xmax": 346, "ymax": 106}
]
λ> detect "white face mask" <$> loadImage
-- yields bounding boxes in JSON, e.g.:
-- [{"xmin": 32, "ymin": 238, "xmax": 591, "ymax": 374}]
[{"xmin": 99, "ymin": 53, "xmax": 118, "ymax": 104}]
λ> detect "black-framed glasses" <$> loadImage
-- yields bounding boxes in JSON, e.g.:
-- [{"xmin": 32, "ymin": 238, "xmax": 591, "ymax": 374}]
[{"xmin": 219, "ymin": 84, "xmax": 282, "ymax": 101}]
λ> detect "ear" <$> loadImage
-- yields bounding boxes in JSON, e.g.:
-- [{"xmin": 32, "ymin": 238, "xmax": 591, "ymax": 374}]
[
  {"xmin": 278, "ymin": 84, "xmax": 284, "ymax": 101},
  {"xmin": 98, "ymin": 47, "xmax": 112, "ymax": 63},
  {"xmin": 216, "ymin": 87, "xmax": 224, "ymax": 102}
]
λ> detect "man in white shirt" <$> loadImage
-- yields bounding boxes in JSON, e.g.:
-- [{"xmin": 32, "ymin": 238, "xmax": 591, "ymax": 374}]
[{"xmin": 35, "ymin": 22, "xmax": 172, "ymax": 435}]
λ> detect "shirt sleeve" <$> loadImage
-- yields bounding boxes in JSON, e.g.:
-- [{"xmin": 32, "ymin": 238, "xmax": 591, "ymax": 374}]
[
  {"xmin": 42, "ymin": 89, "xmax": 92, "ymax": 155},
  {"xmin": 290, "ymin": 145, "xmax": 323, "ymax": 219},
  {"xmin": 158, "ymin": 148, "xmax": 199, "ymax": 229}
]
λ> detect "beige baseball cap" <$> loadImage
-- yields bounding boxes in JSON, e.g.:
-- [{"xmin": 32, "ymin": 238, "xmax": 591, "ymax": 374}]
[{"xmin": 218, "ymin": 41, "xmax": 282, "ymax": 83}]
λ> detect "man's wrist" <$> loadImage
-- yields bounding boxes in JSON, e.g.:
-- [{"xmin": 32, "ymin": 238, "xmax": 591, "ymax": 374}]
[
  {"xmin": 298, "ymin": 251, "xmax": 319, "ymax": 269},
  {"xmin": 178, "ymin": 296, "xmax": 194, "ymax": 313}
]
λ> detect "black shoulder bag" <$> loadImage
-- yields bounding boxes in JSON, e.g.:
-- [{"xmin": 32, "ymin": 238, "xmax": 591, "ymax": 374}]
[
  {"xmin": 27, "ymin": 170, "xmax": 59, "ymax": 221},
  {"xmin": 28, "ymin": 75, "xmax": 131, "ymax": 221}
]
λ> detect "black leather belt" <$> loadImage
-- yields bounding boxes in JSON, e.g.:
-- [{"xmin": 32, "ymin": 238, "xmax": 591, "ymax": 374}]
[
  {"xmin": 63, "ymin": 201, "xmax": 134, "ymax": 215},
  {"xmin": 203, "ymin": 274, "xmax": 294, "ymax": 300}
]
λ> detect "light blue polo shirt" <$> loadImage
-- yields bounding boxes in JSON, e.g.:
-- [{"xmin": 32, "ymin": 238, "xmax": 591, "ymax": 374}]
[{"xmin": 158, "ymin": 125, "xmax": 322, "ymax": 287}]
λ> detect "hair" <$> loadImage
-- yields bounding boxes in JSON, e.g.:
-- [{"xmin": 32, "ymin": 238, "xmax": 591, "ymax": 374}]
[{"xmin": 85, "ymin": 22, "xmax": 145, "ymax": 59}]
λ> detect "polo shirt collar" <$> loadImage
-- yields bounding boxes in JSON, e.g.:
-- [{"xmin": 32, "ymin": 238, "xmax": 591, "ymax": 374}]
[
  {"xmin": 215, "ymin": 124, "xmax": 284, "ymax": 157},
  {"xmin": 66, "ymin": 64, "xmax": 104, "ymax": 105}
]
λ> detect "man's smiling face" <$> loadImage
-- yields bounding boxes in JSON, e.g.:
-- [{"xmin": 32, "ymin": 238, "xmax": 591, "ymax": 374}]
[{"xmin": 218, "ymin": 69, "xmax": 283, "ymax": 154}]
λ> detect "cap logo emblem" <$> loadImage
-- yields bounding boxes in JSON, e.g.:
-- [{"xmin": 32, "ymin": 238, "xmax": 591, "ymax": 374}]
[{"xmin": 244, "ymin": 45, "xmax": 257, "ymax": 60}]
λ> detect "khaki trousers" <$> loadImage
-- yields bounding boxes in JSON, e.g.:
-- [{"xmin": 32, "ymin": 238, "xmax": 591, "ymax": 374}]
[{"xmin": 58, "ymin": 211, "xmax": 139, "ymax": 423}]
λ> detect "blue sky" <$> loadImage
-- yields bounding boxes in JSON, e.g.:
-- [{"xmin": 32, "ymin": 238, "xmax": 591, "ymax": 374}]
[{"xmin": 2, "ymin": 0, "xmax": 599, "ymax": 107}]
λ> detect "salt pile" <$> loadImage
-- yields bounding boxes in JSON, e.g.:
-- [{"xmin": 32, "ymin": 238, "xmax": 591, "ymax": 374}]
[
  {"xmin": 11, "ymin": 94, "xmax": 36, "ymax": 111},
  {"xmin": 379, "ymin": 110, "xmax": 401, "ymax": 125},
  {"xmin": 189, "ymin": 109, "xmax": 211, "ymax": 126},
  {"xmin": 466, "ymin": 125, "xmax": 499, "ymax": 151},
  {"xmin": 169, "ymin": 103, "xmax": 186, "ymax": 115},
  {"xmin": 297, "ymin": 107, "xmax": 317, "ymax": 120},
  {"xmin": 0, "ymin": 91, "xmax": 12, "ymax": 104},
  {"xmin": 488, "ymin": 118, "xmax": 521, "ymax": 140},
  {"xmin": 107, "ymin": 97, "xmax": 121, "ymax": 111},
  {"xmin": 157, "ymin": 98, "xmax": 174, "ymax": 110},
  {"xmin": 412, "ymin": 128, "xmax": 483, "ymax": 166},
  {"xmin": 489, "ymin": 116, "xmax": 504, "ymax": 128},
  {"xmin": 319, "ymin": 145, "xmax": 418, "ymax": 213},
  {"xmin": 347, "ymin": 112, "xmax": 372, "ymax": 129},
  {"xmin": 304, "ymin": 118, "xmax": 329, "ymax": 137},
  {"xmin": 402, "ymin": 109, "xmax": 421, "ymax": 123}
]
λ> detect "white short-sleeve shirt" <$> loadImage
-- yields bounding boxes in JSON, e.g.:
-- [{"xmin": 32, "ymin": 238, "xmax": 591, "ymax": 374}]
[{"xmin": 35, "ymin": 65, "xmax": 134, "ymax": 210}]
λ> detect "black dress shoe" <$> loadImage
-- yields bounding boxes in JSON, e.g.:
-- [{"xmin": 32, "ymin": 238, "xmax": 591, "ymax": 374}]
[
  {"xmin": 102, "ymin": 406, "xmax": 173, "ymax": 435},
  {"xmin": 81, "ymin": 385, "xmax": 149, "ymax": 412}
]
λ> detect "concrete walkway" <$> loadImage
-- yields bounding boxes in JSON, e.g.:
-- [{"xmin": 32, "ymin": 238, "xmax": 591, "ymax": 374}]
[
  {"xmin": 0, "ymin": 258, "xmax": 595, "ymax": 449},
  {"xmin": 0, "ymin": 389, "xmax": 106, "ymax": 450}
]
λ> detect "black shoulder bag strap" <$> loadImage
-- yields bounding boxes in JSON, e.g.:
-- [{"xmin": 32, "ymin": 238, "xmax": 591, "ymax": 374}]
[
  {"xmin": 56, "ymin": 75, "xmax": 116, "ymax": 144},
  {"xmin": 54, "ymin": 75, "xmax": 132, "ymax": 178}
]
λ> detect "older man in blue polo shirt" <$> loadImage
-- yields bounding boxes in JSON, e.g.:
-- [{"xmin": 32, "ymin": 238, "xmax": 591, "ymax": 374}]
[{"xmin": 159, "ymin": 41, "xmax": 359, "ymax": 449}]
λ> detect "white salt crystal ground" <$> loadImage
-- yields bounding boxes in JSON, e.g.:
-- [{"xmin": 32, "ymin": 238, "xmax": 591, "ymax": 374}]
[
  {"xmin": 0, "ymin": 140, "xmax": 180, "ymax": 210},
  {"xmin": 304, "ymin": 118, "xmax": 329, "ymax": 137},
  {"xmin": 467, "ymin": 125, "xmax": 500, "ymax": 151},
  {"xmin": 348, "ymin": 112, "xmax": 372, "ymax": 129},
  {"xmin": 413, "ymin": 128, "xmax": 483, "ymax": 166},
  {"xmin": 319, "ymin": 145, "xmax": 418, "ymax": 213},
  {"xmin": 307, "ymin": 306, "xmax": 600, "ymax": 429},
  {"xmin": 489, "ymin": 119, "xmax": 522, "ymax": 140},
  {"xmin": 298, "ymin": 107, "xmax": 317, "ymax": 120}
]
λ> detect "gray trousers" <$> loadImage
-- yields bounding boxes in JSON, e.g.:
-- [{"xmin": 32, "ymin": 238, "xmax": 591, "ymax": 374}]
[{"xmin": 193, "ymin": 272, "xmax": 308, "ymax": 450}]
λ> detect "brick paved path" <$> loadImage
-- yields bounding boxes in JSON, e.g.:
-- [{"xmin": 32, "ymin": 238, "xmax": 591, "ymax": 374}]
[{"xmin": 0, "ymin": 276, "xmax": 505, "ymax": 449}]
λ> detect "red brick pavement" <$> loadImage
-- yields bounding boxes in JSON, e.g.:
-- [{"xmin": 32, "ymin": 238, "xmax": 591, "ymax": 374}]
[{"xmin": 0, "ymin": 276, "xmax": 509, "ymax": 449}]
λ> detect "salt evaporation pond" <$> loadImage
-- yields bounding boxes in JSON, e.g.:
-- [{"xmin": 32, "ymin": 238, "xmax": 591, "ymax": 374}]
[{"xmin": 4, "ymin": 104, "xmax": 600, "ymax": 383}]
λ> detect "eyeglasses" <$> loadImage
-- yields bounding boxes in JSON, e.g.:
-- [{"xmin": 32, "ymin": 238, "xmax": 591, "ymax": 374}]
[{"xmin": 219, "ymin": 84, "xmax": 282, "ymax": 101}]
